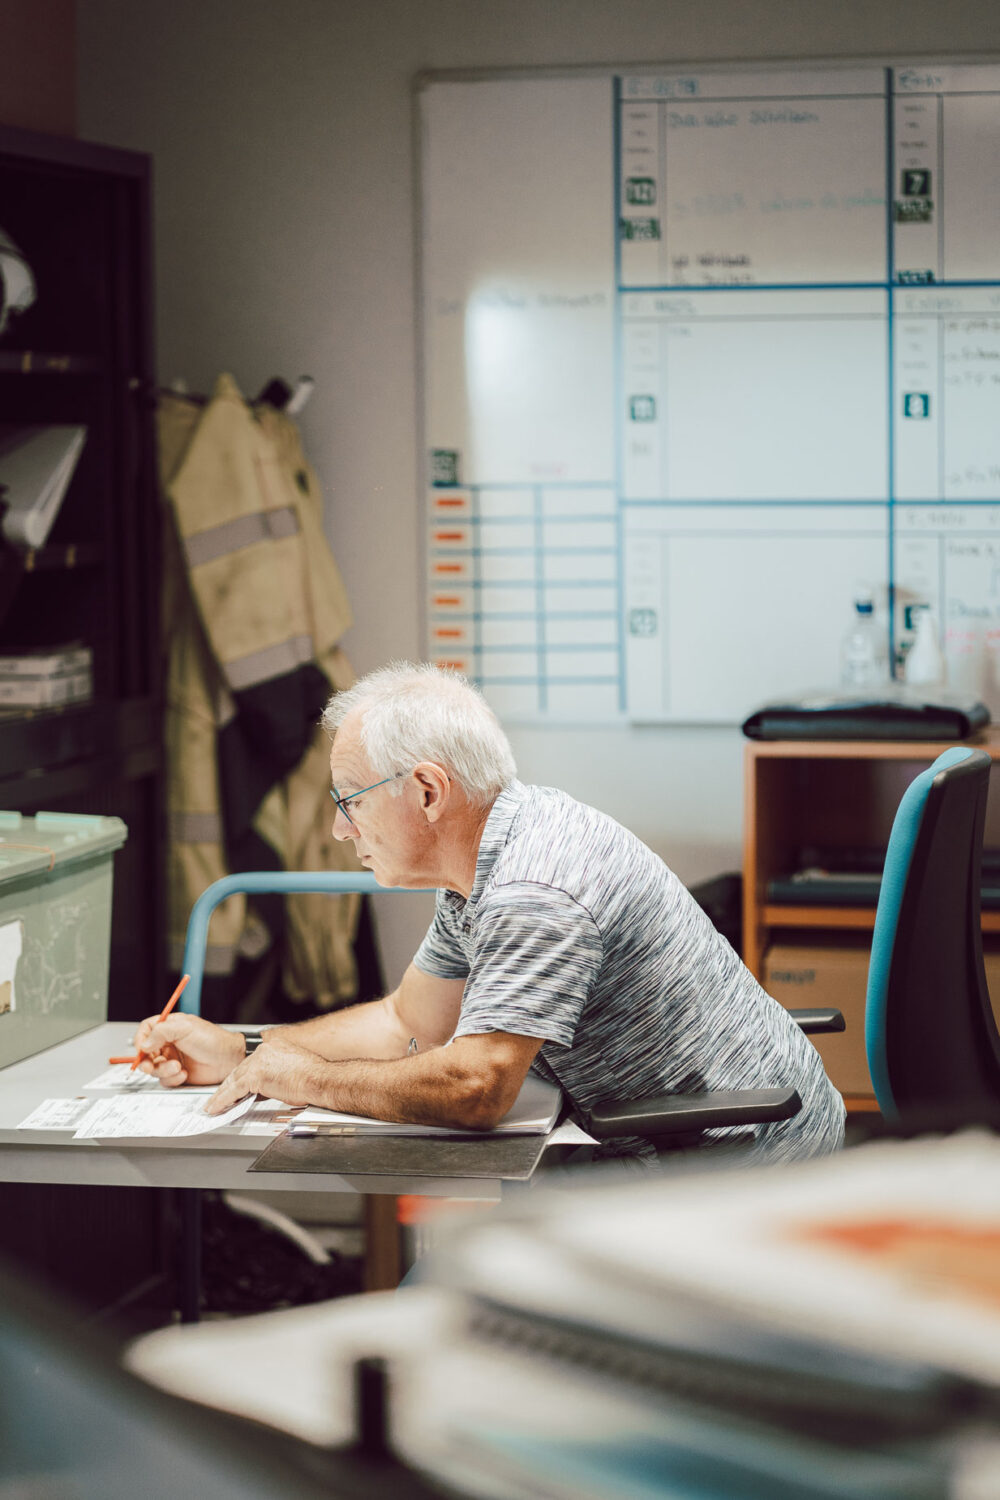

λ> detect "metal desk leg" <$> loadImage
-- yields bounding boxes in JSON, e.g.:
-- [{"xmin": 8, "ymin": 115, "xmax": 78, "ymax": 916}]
[{"xmin": 177, "ymin": 1187, "xmax": 202, "ymax": 1323}]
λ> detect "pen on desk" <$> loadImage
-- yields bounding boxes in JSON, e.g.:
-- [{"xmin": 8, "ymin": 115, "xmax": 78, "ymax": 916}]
[
  {"xmin": 107, "ymin": 974, "xmax": 191, "ymax": 1069},
  {"xmin": 130, "ymin": 973, "xmax": 191, "ymax": 1069}
]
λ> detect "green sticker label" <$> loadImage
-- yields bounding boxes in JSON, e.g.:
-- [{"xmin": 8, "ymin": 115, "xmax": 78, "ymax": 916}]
[
  {"xmin": 620, "ymin": 217, "xmax": 661, "ymax": 242},
  {"xmin": 626, "ymin": 177, "xmax": 657, "ymax": 206},
  {"xmin": 894, "ymin": 198, "xmax": 933, "ymax": 224},
  {"xmin": 900, "ymin": 169, "xmax": 931, "ymax": 197},
  {"xmin": 431, "ymin": 449, "xmax": 460, "ymax": 486},
  {"xmin": 629, "ymin": 608, "xmax": 658, "ymax": 638}
]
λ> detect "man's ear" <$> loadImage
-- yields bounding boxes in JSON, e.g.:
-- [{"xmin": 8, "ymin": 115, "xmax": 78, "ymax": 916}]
[{"xmin": 412, "ymin": 762, "xmax": 451, "ymax": 823}]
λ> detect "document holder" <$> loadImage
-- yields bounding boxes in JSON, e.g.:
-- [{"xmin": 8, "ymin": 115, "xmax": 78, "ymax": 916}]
[{"xmin": 251, "ymin": 1130, "xmax": 549, "ymax": 1181}]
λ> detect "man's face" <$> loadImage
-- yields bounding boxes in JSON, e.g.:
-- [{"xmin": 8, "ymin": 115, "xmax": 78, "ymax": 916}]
[{"xmin": 329, "ymin": 712, "xmax": 424, "ymax": 887}]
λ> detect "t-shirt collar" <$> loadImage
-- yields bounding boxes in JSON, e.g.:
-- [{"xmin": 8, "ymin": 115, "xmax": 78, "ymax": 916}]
[{"xmin": 451, "ymin": 778, "xmax": 527, "ymax": 910}]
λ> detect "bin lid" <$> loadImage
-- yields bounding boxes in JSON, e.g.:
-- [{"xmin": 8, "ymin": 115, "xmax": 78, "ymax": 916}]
[{"xmin": 0, "ymin": 811, "xmax": 128, "ymax": 880}]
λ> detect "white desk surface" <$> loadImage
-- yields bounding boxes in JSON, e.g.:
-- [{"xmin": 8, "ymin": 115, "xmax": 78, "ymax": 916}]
[{"xmin": 0, "ymin": 1023, "xmax": 504, "ymax": 1199}]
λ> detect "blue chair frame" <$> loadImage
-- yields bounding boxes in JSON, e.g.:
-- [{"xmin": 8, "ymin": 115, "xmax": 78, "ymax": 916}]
[
  {"xmin": 178, "ymin": 871, "xmax": 404, "ymax": 1015},
  {"xmin": 866, "ymin": 744, "xmax": 1000, "ymax": 1123}
]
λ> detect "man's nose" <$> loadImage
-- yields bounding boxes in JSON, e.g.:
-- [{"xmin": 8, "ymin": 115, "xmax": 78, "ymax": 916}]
[{"xmin": 331, "ymin": 806, "xmax": 356, "ymax": 840}]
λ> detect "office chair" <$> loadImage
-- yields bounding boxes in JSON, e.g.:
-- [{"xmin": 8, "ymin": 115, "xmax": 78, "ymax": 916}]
[
  {"xmin": 866, "ymin": 744, "xmax": 1000, "ymax": 1126},
  {"xmin": 179, "ymin": 873, "xmax": 843, "ymax": 1151}
]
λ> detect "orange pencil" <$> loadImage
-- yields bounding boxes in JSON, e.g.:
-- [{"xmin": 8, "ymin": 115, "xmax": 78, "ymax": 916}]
[{"xmin": 109, "ymin": 973, "xmax": 191, "ymax": 1071}]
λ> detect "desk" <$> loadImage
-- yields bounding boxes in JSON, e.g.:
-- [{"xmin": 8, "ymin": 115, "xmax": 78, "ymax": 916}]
[{"xmin": 0, "ymin": 1023, "xmax": 554, "ymax": 1313}]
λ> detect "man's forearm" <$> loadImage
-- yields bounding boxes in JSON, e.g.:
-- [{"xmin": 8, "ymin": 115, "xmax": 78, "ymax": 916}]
[
  {"xmin": 263, "ymin": 994, "xmax": 413, "ymax": 1062},
  {"xmin": 273, "ymin": 1048, "xmax": 498, "ymax": 1130},
  {"xmin": 204, "ymin": 1026, "xmax": 540, "ymax": 1126}
]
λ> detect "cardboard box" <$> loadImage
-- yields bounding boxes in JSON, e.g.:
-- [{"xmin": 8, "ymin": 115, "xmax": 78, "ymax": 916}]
[
  {"xmin": 764, "ymin": 940, "xmax": 873, "ymax": 1097},
  {"xmin": 765, "ymin": 939, "xmax": 1000, "ymax": 1101},
  {"xmin": 0, "ymin": 810, "xmax": 127, "ymax": 1068}
]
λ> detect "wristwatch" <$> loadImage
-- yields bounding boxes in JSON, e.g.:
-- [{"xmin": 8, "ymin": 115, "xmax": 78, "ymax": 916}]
[{"xmin": 243, "ymin": 1030, "xmax": 266, "ymax": 1057}]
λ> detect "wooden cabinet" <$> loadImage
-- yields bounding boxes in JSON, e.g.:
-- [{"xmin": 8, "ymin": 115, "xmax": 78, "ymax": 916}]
[
  {"xmin": 0, "ymin": 123, "xmax": 163, "ymax": 1019},
  {"xmin": 742, "ymin": 733, "xmax": 1000, "ymax": 1107},
  {"xmin": 742, "ymin": 732, "xmax": 1000, "ymax": 978}
]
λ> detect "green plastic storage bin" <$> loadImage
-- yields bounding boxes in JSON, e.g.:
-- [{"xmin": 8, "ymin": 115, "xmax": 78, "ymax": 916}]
[{"xmin": 0, "ymin": 811, "xmax": 127, "ymax": 1068}]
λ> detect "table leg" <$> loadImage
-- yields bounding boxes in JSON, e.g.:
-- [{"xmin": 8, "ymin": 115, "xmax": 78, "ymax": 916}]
[
  {"xmin": 177, "ymin": 1186, "xmax": 202, "ymax": 1323},
  {"xmin": 362, "ymin": 1194, "xmax": 401, "ymax": 1291}
]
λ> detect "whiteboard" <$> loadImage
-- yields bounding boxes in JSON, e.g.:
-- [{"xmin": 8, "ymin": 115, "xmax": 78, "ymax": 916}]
[{"xmin": 419, "ymin": 60, "xmax": 1000, "ymax": 724}]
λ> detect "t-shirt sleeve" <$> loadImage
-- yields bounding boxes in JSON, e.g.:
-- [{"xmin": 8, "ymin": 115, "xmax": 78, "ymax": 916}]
[
  {"xmin": 413, "ymin": 892, "xmax": 471, "ymax": 980},
  {"xmin": 453, "ymin": 883, "xmax": 603, "ymax": 1048}
]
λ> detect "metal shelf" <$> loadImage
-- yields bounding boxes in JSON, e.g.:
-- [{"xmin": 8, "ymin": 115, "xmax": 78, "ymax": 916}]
[{"xmin": 0, "ymin": 350, "xmax": 102, "ymax": 375}]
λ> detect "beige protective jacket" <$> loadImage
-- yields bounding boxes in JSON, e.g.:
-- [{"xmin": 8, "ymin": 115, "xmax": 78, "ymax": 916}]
[{"xmin": 157, "ymin": 374, "xmax": 363, "ymax": 1009}]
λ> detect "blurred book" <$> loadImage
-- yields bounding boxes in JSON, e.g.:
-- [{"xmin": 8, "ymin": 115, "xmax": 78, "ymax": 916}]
[
  {"xmin": 401, "ymin": 1130, "xmax": 1000, "ymax": 1499},
  {"xmin": 122, "ymin": 1131, "xmax": 1000, "ymax": 1500},
  {"xmin": 0, "ymin": 424, "xmax": 87, "ymax": 549},
  {"xmin": 530, "ymin": 1129, "xmax": 1000, "ymax": 1388}
]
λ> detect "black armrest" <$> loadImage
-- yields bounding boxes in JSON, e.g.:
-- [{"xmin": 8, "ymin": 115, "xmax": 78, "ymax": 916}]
[
  {"xmin": 584, "ymin": 1086, "xmax": 801, "ymax": 1141},
  {"xmin": 789, "ymin": 1008, "xmax": 846, "ymax": 1034}
]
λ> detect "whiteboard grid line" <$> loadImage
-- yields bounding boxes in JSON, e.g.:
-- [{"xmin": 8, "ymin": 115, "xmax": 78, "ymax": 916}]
[
  {"xmin": 534, "ymin": 486, "xmax": 547, "ymax": 712},
  {"xmin": 885, "ymin": 65, "xmax": 898, "ymax": 671},
  {"xmin": 622, "ymin": 282, "xmax": 889, "ymax": 295}
]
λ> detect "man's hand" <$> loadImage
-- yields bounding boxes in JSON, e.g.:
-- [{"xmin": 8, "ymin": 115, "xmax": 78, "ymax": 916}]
[
  {"xmin": 133, "ymin": 1013, "xmax": 245, "ymax": 1088},
  {"xmin": 203, "ymin": 1032, "xmax": 326, "ymax": 1116}
]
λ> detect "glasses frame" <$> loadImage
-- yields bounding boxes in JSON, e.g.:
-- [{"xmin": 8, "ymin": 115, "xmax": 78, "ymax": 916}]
[{"xmin": 330, "ymin": 771, "xmax": 406, "ymax": 828}]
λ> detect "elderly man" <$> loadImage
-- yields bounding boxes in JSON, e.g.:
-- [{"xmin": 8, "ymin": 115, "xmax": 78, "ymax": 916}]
[{"xmin": 136, "ymin": 663, "xmax": 845, "ymax": 1161}]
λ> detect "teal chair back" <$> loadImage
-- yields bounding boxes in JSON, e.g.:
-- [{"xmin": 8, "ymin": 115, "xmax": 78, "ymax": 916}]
[{"xmin": 865, "ymin": 745, "xmax": 1000, "ymax": 1122}]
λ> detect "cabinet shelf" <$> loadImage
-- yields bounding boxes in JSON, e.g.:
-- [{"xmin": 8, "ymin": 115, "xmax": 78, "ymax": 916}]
[
  {"xmin": 13, "ymin": 542, "xmax": 103, "ymax": 571},
  {"xmin": 763, "ymin": 905, "xmax": 877, "ymax": 930},
  {"xmin": 0, "ymin": 350, "xmax": 102, "ymax": 375},
  {"xmin": 764, "ymin": 903, "xmax": 1000, "ymax": 933},
  {"xmin": 0, "ymin": 697, "xmax": 160, "ymax": 780}
]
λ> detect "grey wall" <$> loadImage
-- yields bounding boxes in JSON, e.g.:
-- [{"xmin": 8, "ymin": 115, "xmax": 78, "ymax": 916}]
[
  {"xmin": 77, "ymin": 1, "xmax": 1000, "ymax": 979},
  {"xmin": 0, "ymin": 0, "xmax": 76, "ymax": 136}
]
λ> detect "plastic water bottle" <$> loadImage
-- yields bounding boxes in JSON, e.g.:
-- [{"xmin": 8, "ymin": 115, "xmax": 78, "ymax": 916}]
[
  {"xmin": 904, "ymin": 606, "xmax": 945, "ymax": 690},
  {"xmin": 840, "ymin": 598, "xmax": 885, "ymax": 689}
]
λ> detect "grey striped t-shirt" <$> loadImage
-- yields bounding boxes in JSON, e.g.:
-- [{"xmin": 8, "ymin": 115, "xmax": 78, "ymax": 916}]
[{"xmin": 414, "ymin": 780, "xmax": 845, "ymax": 1162}]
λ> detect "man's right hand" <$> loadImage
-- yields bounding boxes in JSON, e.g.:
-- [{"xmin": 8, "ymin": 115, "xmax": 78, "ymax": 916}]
[{"xmin": 132, "ymin": 1013, "xmax": 245, "ymax": 1088}]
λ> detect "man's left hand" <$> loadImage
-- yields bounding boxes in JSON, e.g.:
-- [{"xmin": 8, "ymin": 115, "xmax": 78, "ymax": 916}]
[{"xmin": 204, "ymin": 1033, "xmax": 325, "ymax": 1116}]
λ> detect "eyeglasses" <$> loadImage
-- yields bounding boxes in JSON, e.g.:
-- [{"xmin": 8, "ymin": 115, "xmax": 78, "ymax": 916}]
[{"xmin": 330, "ymin": 772, "xmax": 406, "ymax": 827}]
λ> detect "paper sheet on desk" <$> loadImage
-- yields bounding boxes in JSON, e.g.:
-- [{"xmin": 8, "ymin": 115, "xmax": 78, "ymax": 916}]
[
  {"xmin": 17, "ymin": 1098, "xmax": 95, "ymax": 1131},
  {"xmin": 84, "ymin": 1065, "xmax": 215, "ymax": 1093},
  {"xmin": 70, "ymin": 1091, "xmax": 258, "ymax": 1138},
  {"xmin": 18, "ymin": 1093, "xmax": 299, "ymax": 1139}
]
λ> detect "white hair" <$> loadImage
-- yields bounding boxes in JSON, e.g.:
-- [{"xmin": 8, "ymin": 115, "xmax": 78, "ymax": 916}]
[{"xmin": 321, "ymin": 662, "xmax": 517, "ymax": 808}]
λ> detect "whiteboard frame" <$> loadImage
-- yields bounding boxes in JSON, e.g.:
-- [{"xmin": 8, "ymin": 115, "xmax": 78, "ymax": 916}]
[{"xmin": 414, "ymin": 52, "xmax": 1000, "ymax": 726}]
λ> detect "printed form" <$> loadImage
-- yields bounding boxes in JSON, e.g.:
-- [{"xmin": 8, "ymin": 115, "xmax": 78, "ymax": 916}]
[{"xmin": 18, "ymin": 1092, "xmax": 257, "ymax": 1138}]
